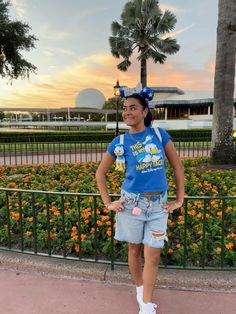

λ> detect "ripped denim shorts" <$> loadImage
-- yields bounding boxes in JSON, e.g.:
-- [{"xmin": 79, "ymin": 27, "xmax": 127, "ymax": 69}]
[{"xmin": 115, "ymin": 189, "xmax": 168, "ymax": 248}]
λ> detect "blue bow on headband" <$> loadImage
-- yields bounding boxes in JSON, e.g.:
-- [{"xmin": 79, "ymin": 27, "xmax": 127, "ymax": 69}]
[{"xmin": 119, "ymin": 83, "xmax": 154, "ymax": 108}]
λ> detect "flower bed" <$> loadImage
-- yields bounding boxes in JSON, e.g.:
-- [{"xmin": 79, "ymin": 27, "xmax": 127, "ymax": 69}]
[{"xmin": 0, "ymin": 158, "xmax": 235, "ymax": 268}]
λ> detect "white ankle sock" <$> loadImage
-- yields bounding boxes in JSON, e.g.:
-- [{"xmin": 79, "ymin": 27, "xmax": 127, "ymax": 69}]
[{"xmin": 136, "ymin": 285, "xmax": 143, "ymax": 303}]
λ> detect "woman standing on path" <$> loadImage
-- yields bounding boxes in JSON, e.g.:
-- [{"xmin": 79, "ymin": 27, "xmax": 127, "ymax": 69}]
[{"xmin": 96, "ymin": 85, "xmax": 184, "ymax": 314}]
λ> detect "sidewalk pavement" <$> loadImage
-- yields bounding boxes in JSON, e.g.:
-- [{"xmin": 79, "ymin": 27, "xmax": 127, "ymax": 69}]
[{"xmin": 0, "ymin": 251, "xmax": 235, "ymax": 314}]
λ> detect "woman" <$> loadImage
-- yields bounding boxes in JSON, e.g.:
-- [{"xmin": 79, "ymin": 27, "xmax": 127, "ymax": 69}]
[{"xmin": 96, "ymin": 86, "xmax": 184, "ymax": 314}]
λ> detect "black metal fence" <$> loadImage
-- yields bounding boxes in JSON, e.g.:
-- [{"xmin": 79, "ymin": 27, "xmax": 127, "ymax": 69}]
[
  {"xmin": 0, "ymin": 138, "xmax": 218, "ymax": 166},
  {"xmin": 0, "ymin": 188, "xmax": 235, "ymax": 270}
]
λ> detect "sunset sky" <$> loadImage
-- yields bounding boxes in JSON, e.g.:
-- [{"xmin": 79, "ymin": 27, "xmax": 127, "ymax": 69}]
[{"xmin": 0, "ymin": 0, "xmax": 224, "ymax": 108}]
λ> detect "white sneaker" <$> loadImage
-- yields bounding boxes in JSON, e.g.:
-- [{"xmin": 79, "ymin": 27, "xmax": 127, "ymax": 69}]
[
  {"xmin": 141, "ymin": 302, "xmax": 157, "ymax": 314},
  {"xmin": 137, "ymin": 294, "xmax": 142, "ymax": 314}
]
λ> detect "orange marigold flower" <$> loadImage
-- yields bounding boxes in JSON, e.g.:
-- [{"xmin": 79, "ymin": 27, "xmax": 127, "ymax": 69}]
[
  {"xmin": 227, "ymin": 233, "xmax": 236, "ymax": 239},
  {"xmin": 225, "ymin": 242, "xmax": 234, "ymax": 250},
  {"xmin": 75, "ymin": 244, "xmax": 80, "ymax": 253},
  {"xmin": 28, "ymin": 217, "xmax": 33, "ymax": 222},
  {"xmin": 25, "ymin": 231, "xmax": 32, "ymax": 236},
  {"xmin": 215, "ymin": 247, "xmax": 221, "ymax": 253},
  {"xmin": 88, "ymin": 197, "xmax": 93, "ymax": 203},
  {"xmin": 106, "ymin": 230, "xmax": 112, "ymax": 237},
  {"xmin": 102, "ymin": 215, "xmax": 109, "ymax": 221},
  {"xmin": 187, "ymin": 210, "xmax": 196, "ymax": 216},
  {"xmin": 81, "ymin": 234, "xmax": 86, "ymax": 241},
  {"xmin": 176, "ymin": 244, "xmax": 181, "ymax": 248},
  {"xmin": 96, "ymin": 220, "xmax": 103, "ymax": 226},
  {"xmin": 11, "ymin": 212, "xmax": 20, "ymax": 220}
]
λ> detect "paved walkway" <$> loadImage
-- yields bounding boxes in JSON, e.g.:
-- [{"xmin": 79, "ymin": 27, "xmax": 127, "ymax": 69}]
[
  {"xmin": 0, "ymin": 252, "xmax": 235, "ymax": 314},
  {"xmin": 0, "ymin": 269, "xmax": 235, "ymax": 314}
]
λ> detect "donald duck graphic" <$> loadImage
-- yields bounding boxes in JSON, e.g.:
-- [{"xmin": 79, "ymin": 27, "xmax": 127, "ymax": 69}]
[{"xmin": 136, "ymin": 135, "xmax": 162, "ymax": 164}]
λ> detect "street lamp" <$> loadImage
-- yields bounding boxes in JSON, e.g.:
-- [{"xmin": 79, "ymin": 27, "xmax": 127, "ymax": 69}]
[{"xmin": 113, "ymin": 80, "xmax": 120, "ymax": 136}]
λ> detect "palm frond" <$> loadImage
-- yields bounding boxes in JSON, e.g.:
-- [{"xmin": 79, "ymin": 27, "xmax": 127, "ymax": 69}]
[
  {"xmin": 156, "ymin": 37, "xmax": 180, "ymax": 55},
  {"xmin": 117, "ymin": 59, "xmax": 132, "ymax": 71},
  {"xmin": 149, "ymin": 49, "xmax": 167, "ymax": 64},
  {"xmin": 111, "ymin": 21, "xmax": 122, "ymax": 36},
  {"xmin": 142, "ymin": 0, "xmax": 161, "ymax": 22},
  {"xmin": 156, "ymin": 10, "xmax": 177, "ymax": 34},
  {"xmin": 109, "ymin": 36, "xmax": 134, "ymax": 59},
  {"xmin": 121, "ymin": 0, "xmax": 143, "ymax": 26}
]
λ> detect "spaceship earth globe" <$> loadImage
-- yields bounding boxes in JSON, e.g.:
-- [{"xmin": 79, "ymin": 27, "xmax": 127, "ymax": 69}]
[{"xmin": 75, "ymin": 88, "xmax": 106, "ymax": 109}]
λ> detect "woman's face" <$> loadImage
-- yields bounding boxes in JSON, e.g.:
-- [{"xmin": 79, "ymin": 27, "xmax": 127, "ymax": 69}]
[{"xmin": 122, "ymin": 97, "xmax": 147, "ymax": 127}]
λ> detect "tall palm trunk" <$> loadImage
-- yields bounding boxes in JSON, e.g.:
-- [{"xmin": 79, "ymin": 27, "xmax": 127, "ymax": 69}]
[
  {"xmin": 140, "ymin": 57, "xmax": 147, "ymax": 87},
  {"xmin": 211, "ymin": 0, "xmax": 236, "ymax": 164}
]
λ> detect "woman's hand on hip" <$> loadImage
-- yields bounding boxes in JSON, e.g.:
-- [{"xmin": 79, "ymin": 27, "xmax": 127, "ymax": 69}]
[
  {"xmin": 163, "ymin": 200, "xmax": 182, "ymax": 213},
  {"xmin": 107, "ymin": 199, "xmax": 126, "ymax": 212}
]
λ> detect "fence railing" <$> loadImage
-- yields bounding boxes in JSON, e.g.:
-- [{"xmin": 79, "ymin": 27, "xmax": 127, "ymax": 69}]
[
  {"xmin": 0, "ymin": 188, "xmax": 235, "ymax": 270},
  {"xmin": 0, "ymin": 138, "xmax": 223, "ymax": 165}
]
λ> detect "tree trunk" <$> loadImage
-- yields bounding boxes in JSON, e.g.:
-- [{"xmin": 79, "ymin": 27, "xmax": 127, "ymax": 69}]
[
  {"xmin": 140, "ymin": 57, "xmax": 147, "ymax": 87},
  {"xmin": 210, "ymin": 0, "xmax": 236, "ymax": 164}
]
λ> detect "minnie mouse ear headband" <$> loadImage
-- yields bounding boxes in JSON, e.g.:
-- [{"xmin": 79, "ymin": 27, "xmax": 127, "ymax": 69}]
[{"xmin": 119, "ymin": 83, "xmax": 154, "ymax": 108}]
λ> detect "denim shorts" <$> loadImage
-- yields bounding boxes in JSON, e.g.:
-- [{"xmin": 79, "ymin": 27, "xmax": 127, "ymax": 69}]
[{"xmin": 115, "ymin": 189, "xmax": 169, "ymax": 248}]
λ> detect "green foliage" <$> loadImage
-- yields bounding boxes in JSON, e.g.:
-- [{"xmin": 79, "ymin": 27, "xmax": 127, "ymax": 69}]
[
  {"xmin": 0, "ymin": 129, "xmax": 213, "ymax": 143},
  {"xmin": 102, "ymin": 97, "xmax": 124, "ymax": 121},
  {"xmin": 0, "ymin": 130, "xmax": 115, "ymax": 143},
  {"xmin": 0, "ymin": 0, "xmax": 37, "ymax": 80},
  {"xmin": 102, "ymin": 97, "xmax": 124, "ymax": 110}
]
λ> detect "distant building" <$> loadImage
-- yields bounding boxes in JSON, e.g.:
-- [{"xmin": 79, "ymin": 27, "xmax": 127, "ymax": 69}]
[{"xmin": 150, "ymin": 87, "xmax": 236, "ymax": 120}]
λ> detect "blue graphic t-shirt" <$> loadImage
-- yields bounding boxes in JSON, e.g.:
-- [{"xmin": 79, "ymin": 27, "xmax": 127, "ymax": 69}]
[{"xmin": 107, "ymin": 127, "xmax": 171, "ymax": 193}]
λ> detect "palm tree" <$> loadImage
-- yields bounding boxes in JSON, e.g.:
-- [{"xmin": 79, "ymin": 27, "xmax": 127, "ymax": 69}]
[
  {"xmin": 109, "ymin": 0, "xmax": 180, "ymax": 87},
  {"xmin": 211, "ymin": 0, "xmax": 236, "ymax": 164}
]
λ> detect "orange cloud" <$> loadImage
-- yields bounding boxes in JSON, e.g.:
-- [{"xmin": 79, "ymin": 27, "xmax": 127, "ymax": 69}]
[{"xmin": 0, "ymin": 52, "xmax": 217, "ymax": 108}]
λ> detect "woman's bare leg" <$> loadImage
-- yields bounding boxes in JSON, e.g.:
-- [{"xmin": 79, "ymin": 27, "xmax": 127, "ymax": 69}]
[
  {"xmin": 128, "ymin": 243, "xmax": 143, "ymax": 286},
  {"xmin": 142, "ymin": 246, "xmax": 161, "ymax": 303}
]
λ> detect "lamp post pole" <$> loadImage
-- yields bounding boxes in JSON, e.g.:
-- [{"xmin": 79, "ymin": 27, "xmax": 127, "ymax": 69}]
[{"xmin": 114, "ymin": 80, "xmax": 120, "ymax": 137}]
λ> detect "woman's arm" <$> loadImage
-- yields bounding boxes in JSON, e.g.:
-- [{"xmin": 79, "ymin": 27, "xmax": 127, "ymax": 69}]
[
  {"xmin": 164, "ymin": 140, "xmax": 185, "ymax": 213},
  {"xmin": 96, "ymin": 152, "xmax": 125, "ymax": 211}
]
